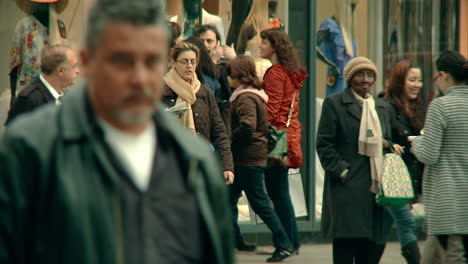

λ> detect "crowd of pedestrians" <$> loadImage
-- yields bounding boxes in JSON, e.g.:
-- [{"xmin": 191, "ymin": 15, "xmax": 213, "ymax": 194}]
[{"xmin": 0, "ymin": 0, "xmax": 308, "ymax": 263}]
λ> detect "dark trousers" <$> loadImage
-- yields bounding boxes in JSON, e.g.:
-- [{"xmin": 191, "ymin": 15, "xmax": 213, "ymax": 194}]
[
  {"xmin": 437, "ymin": 235, "xmax": 468, "ymax": 260},
  {"xmin": 229, "ymin": 166, "xmax": 292, "ymax": 250},
  {"xmin": 264, "ymin": 165, "xmax": 300, "ymax": 249},
  {"xmin": 333, "ymin": 238, "xmax": 378, "ymax": 264}
]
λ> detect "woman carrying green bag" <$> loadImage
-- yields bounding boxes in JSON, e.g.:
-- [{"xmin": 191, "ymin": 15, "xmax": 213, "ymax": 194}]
[
  {"xmin": 373, "ymin": 60, "xmax": 427, "ymax": 263},
  {"xmin": 260, "ymin": 28, "xmax": 308, "ymax": 254}
]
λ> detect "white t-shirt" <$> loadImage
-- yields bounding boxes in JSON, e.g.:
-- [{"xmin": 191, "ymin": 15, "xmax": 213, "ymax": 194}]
[{"xmin": 98, "ymin": 119, "xmax": 157, "ymax": 191}]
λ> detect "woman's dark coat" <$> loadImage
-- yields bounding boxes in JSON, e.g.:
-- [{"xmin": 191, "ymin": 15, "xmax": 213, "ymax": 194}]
[
  {"xmin": 162, "ymin": 84, "xmax": 234, "ymax": 172},
  {"xmin": 316, "ymin": 87, "xmax": 391, "ymax": 240},
  {"xmin": 384, "ymin": 97, "xmax": 425, "ymax": 196}
]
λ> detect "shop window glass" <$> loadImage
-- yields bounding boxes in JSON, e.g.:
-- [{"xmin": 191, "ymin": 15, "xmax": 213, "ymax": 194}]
[{"xmin": 383, "ymin": 0, "xmax": 459, "ymax": 100}]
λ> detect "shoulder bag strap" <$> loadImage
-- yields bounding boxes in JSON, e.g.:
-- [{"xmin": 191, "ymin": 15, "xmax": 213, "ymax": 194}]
[{"xmin": 286, "ymin": 90, "xmax": 297, "ymax": 128}]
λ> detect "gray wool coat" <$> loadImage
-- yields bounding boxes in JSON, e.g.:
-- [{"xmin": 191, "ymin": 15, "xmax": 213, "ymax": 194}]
[{"xmin": 316, "ymin": 87, "xmax": 391, "ymax": 240}]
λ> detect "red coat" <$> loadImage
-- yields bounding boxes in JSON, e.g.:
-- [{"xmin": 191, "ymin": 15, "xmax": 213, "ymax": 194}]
[{"xmin": 263, "ymin": 64, "xmax": 308, "ymax": 168}]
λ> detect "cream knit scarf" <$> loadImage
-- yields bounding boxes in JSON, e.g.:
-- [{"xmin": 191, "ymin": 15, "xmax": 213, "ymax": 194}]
[
  {"xmin": 353, "ymin": 90, "xmax": 383, "ymax": 194},
  {"xmin": 164, "ymin": 68, "xmax": 201, "ymax": 133}
]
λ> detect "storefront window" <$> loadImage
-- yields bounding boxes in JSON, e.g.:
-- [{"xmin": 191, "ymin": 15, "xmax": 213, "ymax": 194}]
[{"xmin": 383, "ymin": 0, "xmax": 460, "ymax": 100}]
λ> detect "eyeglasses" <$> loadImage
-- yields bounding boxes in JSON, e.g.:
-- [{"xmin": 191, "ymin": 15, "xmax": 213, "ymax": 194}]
[
  {"xmin": 432, "ymin": 71, "xmax": 442, "ymax": 82},
  {"xmin": 177, "ymin": 59, "xmax": 198, "ymax": 66}
]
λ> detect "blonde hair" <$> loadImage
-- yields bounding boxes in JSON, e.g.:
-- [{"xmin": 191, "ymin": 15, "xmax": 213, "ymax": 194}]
[{"xmin": 244, "ymin": 0, "xmax": 269, "ymax": 35}]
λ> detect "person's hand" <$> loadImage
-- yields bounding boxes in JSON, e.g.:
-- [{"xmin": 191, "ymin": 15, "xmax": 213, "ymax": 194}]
[
  {"xmin": 382, "ymin": 139, "xmax": 389, "ymax": 149},
  {"xmin": 211, "ymin": 45, "xmax": 223, "ymax": 64},
  {"xmin": 392, "ymin": 144, "xmax": 405, "ymax": 155},
  {"xmin": 224, "ymin": 171, "xmax": 234, "ymax": 184},
  {"xmin": 221, "ymin": 44, "xmax": 237, "ymax": 60}
]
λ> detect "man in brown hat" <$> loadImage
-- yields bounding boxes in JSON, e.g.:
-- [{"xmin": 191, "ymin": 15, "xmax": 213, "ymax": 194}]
[{"xmin": 316, "ymin": 56, "xmax": 391, "ymax": 263}]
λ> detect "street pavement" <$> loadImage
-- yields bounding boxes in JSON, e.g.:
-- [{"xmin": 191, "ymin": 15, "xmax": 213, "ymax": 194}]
[{"xmin": 236, "ymin": 241, "xmax": 419, "ymax": 263}]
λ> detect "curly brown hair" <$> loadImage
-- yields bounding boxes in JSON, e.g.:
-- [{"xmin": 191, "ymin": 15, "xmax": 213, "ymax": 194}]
[
  {"xmin": 226, "ymin": 55, "xmax": 263, "ymax": 90},
  {"xmin": 385, "ymin": 60, "xmax": 426, "ymax": 131},
  {"xmin": 260, "ymin": 28, "xmax": 304, "ymax": 73}
]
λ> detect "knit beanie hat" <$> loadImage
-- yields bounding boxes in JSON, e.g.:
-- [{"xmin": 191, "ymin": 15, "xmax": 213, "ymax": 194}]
[{"xmin": 343, "ymin": 56, "xmax": 378, "ymax": 84}]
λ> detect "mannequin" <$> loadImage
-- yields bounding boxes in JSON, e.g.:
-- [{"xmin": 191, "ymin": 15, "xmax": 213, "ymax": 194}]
[
  {"xmin": 170, "ymin": 0, "xmax": 226, "ymax": 44},
  {"xmin": 226, "ymin": 0, "xmax": 252, "ymax": 46},
  {"xmin": 9, "ymin": 1, "xmax": 52, "ymax": 107},
  {"xmin": 316, "ymin": 0, "xmax": 358, "ymax": 96},
  {"xmin": 236, "ymin": 0, "xmax": 271, "ymax": 78}
]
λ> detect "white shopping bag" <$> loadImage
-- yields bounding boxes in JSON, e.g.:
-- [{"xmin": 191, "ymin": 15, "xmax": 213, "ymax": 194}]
[{"xmin": 288, "ymin": 168, "xmax": 308, "ymax": 217}]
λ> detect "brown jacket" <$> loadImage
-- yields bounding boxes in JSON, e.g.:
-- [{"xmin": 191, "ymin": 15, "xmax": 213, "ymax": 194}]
[
  {"xmin": 231, "ymin": 92, "xmax": 269, "ymax": 167},
  {"xmin": 162, "ymin": 84, "xmax": 234, "ymax": 172}
]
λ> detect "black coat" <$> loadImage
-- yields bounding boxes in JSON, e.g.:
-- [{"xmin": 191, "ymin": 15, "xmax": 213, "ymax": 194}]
[
  {"xmin": 384, "ymin": 97, "xmax": 425, "ymax": 196},
  {"xmin": 6, "ymin": 76, "xmax": 55, "ymax": 125},
  {"xmin": 162, "ymin": 84, "xmax": 234, "ymax": 172},
  {"xmin": 316, "ymin": 87, "xmax": 391, "ymax": 240}
]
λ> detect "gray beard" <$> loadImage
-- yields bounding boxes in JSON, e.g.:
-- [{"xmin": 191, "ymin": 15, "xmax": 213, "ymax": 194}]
[{"xmin": 115, "ymin": 107, "xmax": 155, "ymax": 125}]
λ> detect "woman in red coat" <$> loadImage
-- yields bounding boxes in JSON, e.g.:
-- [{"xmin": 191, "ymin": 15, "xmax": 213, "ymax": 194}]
[{"xmin": 259, "ymin": 28, "xmax": 308, "ymax": 253}]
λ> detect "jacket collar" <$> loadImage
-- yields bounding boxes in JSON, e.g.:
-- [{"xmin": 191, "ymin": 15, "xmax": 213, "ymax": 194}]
[
  {"xmin": 33, "ymin": 76, "xmax": 56, "ymax": 103},
  {"xmin": 60, "ymin": 82, "xmax": 207, "ymax": 162}
]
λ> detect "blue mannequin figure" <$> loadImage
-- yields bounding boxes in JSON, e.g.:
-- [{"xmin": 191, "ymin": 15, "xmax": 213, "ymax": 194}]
[{"xmin": 317, "ymin": 17, "xmax": 357, "ymax": 96}]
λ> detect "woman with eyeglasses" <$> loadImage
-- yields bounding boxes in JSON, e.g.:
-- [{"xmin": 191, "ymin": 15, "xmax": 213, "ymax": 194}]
[
  {"xmin": 183, "ymin": 37, "xmax": 232, "ymax": 137},
  {"xmin": 162, "ymin": 42, "xmax": 234, "ymax": 184},
  {"xmin": 372, "ymin": 60, "xmax": 427, "ymax": 263}
]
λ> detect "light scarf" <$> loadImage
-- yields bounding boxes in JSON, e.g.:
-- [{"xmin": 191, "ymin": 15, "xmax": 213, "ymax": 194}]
[
  {"xmin": 353, "ymin": 90, "xmax": 383, "ymax": 194},
  {"xmin": 229, "ymin": 85, "xmax": 269, "ymax": 103},
  {"xmin": 164, "ymin": 68, "xmax": 201, "ymax": 133}
]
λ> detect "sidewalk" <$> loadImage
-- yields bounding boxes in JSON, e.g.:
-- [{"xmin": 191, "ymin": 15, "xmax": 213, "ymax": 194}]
[{"xmin": 236, "ymin": 241, "xmax": 417, "ymax": 264}]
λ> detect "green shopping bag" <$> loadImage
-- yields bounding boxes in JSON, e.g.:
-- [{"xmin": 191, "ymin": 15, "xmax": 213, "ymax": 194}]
[{"xmin": 376, "ymin": 149, "xmax": 415, "ymax": 206}]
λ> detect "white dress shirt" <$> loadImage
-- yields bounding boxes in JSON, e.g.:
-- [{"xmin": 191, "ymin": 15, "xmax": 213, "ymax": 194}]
[{"xmin": 39, "ymin": 74, "xmax": 63, "ymax": 105}]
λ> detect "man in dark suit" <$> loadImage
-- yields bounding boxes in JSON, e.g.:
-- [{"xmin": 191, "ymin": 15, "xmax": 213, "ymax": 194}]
[{"xmin": 6, "ymin": 44, "xmax": 80, "ymax": 125}]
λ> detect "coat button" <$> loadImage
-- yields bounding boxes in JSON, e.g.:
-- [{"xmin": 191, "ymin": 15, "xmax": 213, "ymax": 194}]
[
  {"xmin": 195, "ymin": 113, "xmax": 199, "ymax": 116},
  {"xmin": 403, "ymin": 130, "xmax": 408, "ymax": 134},
  {"xmin": 171, "ymin": 99, "xmax": 175, "ymax": 102}
]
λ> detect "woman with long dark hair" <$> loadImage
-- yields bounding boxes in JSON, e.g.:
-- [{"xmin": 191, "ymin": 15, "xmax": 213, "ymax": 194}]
[
  {"xmin": 259, "ymin": 28, "xmax": 308, "ymax": 253},
  {"xmin": 374, "ymin": 60, "xmax": 426, "ymax": 263}
]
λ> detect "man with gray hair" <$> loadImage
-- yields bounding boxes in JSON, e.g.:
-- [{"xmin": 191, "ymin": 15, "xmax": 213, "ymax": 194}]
[
  {"xmin": 0, "ymin": 1, "xmax": 233, "ymax": 264},
  {"xmin": 5, "ymin": 44, "xmax": 80, "ymax": 124}
]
